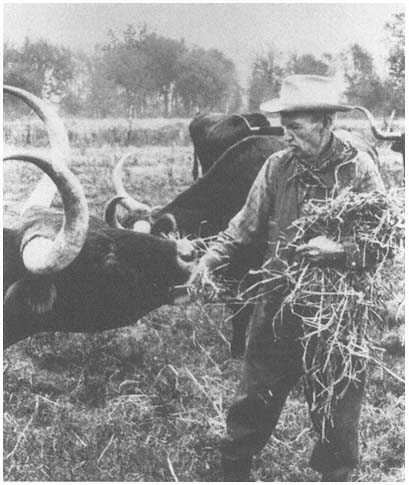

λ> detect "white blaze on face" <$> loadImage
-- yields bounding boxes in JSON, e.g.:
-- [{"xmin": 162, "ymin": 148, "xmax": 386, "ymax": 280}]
[{"xmin": 132, "ymin": 220, "xmax": 152, "ymax": 233}]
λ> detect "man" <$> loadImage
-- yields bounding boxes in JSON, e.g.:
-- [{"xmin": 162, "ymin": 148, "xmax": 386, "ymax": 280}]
[{"xmin": 191, "ymin": 75, "xmax": 384, "ymax": 481}]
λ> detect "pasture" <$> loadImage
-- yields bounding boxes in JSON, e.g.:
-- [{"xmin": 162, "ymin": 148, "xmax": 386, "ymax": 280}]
[{"xmin": 3, "ymin": 118, "xmax": 405, "ymax": 481}]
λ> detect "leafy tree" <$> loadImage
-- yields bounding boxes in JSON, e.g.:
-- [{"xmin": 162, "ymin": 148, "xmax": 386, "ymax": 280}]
[
  {"xmin": 139, "ymin": 33, "xmax": 186, "ymax": 116},
  {"xmin": 84, "ymin": 53, "xmax": 123, "ymax": 117},
  {"xmin": 247, "ymin": 50, "xmax": 284, "ymax": 111},
  {"xmin": 247, "ymin": 50, "xmax": 335, "ymax": 111},
  {"xmin": 96, "ymin": 25, "xmax": 186, "ymax": 116},
  {"xmin": 384, "ymin": 12, "xmax": 405, "ymax": 115},
  {"xmin": 175, "ymin": 47, "xmax": 239, "ymax": 114},
  {"xmin": 341, "ymin": 44, "xmax": 386, "ymax": 113},
  {"xmin": 4, "ymin": 38, "xmax": 76, "ymax": 117},
  {"xmin": 285, "ymin": 53, "xmax": 334, "ymax": 76},
  {"xmin": 4, "ymin": 38, "xmax": 74, "ymax": 98}
]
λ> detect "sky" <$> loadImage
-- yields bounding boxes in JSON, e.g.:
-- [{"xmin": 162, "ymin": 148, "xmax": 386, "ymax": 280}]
[{"xmin": 3, "ymin": 2, "xmax": 405, "ymax": 86}]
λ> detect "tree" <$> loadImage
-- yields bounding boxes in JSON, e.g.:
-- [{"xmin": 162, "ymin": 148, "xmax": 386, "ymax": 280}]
[
  {"xmin": 96, "ymin": 25, "xmax": 186, "ymax": 116},
  {"xmin": 175, "ymin": 47, "xmax": 239, "ymax": 114},
  {"xmin": 4, "ymin": 38, "xmax": 76, "ymax": 117},
  {"xmin": 384, "ymin": 12, "xmax": 405, "ymax": 115},
  {"xmin": 139, "ymin": 33, "xmax": 186, "ymax": 116},
  {"xmin": 4, "ymin": 38, "xmax": 74, "ymax": 99},
  {"xmin": 247, "ymin": 50, "xmax": 335, "ymax": 111},
  {"xmin": 285, "ymin": 53, "xmax": 334, "ymax": 76},
  {"xmin": 247, "ymin": 50, "xmax": 284, "ymax": 111},
  {"xmin": 341, "ymin": 44, "xmax": 386, "ymax": 113},
  {"xmin": 85, "ymin": 52, "xmax": 123, "ymax": 117}
]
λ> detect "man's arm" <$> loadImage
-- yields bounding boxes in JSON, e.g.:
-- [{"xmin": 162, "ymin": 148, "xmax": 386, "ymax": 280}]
[
  {"xmin": 201, "ymin": 154, "xmax": 278, "ymax": 273},
  {"xmin": 298, "ymin": 152, "xmax": 386, "ymax": 269},
  {"xmin": 342, "ymin": 152, "xmax": 386, "ymax": 268}
]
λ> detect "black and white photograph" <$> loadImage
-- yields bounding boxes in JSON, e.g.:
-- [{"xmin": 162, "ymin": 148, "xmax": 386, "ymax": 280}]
[{"xmin": 3, "ymin": 2, "xmax": 405, "ymax": 481}]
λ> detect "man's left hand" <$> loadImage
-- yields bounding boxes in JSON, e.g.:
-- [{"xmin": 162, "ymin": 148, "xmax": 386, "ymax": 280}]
[{"xmin": 295, "ymin": 235, "xmax": 344, "ymax": 263}]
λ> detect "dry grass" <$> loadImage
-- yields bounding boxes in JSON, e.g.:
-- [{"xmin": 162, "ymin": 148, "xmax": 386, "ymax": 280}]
[{"xmin": 3, "ymin": 126, "xmax": 405, "ymax": 481}]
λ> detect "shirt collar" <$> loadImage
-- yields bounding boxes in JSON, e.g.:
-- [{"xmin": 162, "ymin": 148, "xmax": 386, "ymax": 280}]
[{"xmin": 293, "ymin": 134, "xmax": 358, "ymax": 188}]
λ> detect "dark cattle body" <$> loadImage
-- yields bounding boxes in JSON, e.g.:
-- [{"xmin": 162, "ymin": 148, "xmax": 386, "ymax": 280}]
[
  {"xmin": 391, "ymin": 133, "xmax": 405, "ymax": 164},
  {"xmin": 189, "ymin": 112, "xmax": 284, "ymax": 179},
  {"xmin": 3, "ymin": 86, "xmax": 195, "ymax": 348},
  {"xmin": 106, "ymin": 135, "xmax": 287, "ymax": 356},
  {"xmin": 111, "ymin": 136, "xmax": 287, "ymax": 238},
  {"xmin": 4, "ymin": 209, "xmax": 192, "ymax": 348}
]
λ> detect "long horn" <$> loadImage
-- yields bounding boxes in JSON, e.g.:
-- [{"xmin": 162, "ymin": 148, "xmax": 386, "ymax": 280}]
[
  {"xmin": 104, "ymin": 195, "xmax": 128, "ymax": 229},
  {"xmin": 4, "ymin": 153, "xmax": 89, "ymax": 274},
  {"xmin": 3, "ymin": 85, "xmax": 70, "ymax": 212},
  {"xmin": 354, "ymin": 106, "xmax": 402, "ymax": 141},
  {"xmin": 112, "ymin": 152, "xmax": 152, "ymax": 213},
  {"xmin": 234, "ymin": 114, "xmax": 253, "ymax": 131},
  {"xmin": 235, "ymin": 114, "xmax": 284, "ymax": 136}
]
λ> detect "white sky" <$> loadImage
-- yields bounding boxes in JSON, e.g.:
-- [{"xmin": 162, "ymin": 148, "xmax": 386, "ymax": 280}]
[{"xmin": 3, "ymin": 2, "xmax": 405, "ymax": 86}]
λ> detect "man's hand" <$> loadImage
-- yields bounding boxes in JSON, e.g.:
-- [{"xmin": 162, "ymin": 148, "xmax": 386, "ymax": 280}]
[
  {"xmin": 187, "ymin": 256, "xmax": 224, "ymax": 301},
  {"xmin": 295, "ymin": 235, "xmax": 344, "ymax": 263}
]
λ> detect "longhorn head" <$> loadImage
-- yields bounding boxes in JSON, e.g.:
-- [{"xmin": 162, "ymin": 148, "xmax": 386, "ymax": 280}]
[{"xmin": 4, "ymin": 86, "xmax": 89, "ymax": 274}]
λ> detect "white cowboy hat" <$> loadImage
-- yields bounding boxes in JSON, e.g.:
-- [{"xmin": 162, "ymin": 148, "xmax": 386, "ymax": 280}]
[{"xmin": 260, "ymin": 75, "xmax": 353, "ymax": 113}]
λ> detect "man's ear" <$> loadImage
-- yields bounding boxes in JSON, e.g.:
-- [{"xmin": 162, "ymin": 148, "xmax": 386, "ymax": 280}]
[
  {"xmin": 5, "ymin": 278, "xmax": 57, "ymax": 315},
  {"xmin": 323, "ymin": 112, "xmax": 335, "ymax": 130}
]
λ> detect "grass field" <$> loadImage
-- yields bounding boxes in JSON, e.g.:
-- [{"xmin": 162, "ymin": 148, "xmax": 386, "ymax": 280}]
[{"xmin": 3, "ymin": 125, "xmax": 405, "ymax": 481}]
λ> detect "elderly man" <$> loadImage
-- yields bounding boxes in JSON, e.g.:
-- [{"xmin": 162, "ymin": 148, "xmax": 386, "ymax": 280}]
[{"xmin": 192, "ymin": 75, "xmax": 384, "ymax": 481}]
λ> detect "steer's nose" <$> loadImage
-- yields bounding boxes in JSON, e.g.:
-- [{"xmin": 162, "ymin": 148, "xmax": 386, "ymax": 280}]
[{"xmin": 176, "ymin": 239, "xmax": 196, "ymax": 263}]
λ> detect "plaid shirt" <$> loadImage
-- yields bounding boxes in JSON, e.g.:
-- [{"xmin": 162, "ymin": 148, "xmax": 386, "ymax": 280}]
[{"xmin": 207, "ymin": 133, "xmax": 385, "ymax": 268}]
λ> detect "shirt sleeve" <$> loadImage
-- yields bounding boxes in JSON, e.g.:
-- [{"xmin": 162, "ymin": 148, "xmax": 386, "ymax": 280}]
[
  {"xmin": 352, "ymin": 151, "xmax": 385, "ymax": 194},
  {"xmin": 341, "ymin": 151, "xmax": 386, "ymax": 269},
  {"xmin": 202, "ymin": 153, "xmax": 278, "ymax": 272}
]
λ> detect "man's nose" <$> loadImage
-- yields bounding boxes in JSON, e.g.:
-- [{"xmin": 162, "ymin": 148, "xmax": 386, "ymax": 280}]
[{"xmin": 284, "ymin": 129, "xmax": 293, "ymax": 143}]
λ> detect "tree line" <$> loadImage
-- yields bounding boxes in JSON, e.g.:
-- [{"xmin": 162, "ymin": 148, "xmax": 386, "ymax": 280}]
[{"xmin": 3, "ymin": 13, "xmax": 404, "ymax": 118}]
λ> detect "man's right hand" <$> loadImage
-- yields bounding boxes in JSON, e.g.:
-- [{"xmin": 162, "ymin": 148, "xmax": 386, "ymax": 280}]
[{"xmin": 188, "ymin": 255, "xmax": 225, "ymax": 302}]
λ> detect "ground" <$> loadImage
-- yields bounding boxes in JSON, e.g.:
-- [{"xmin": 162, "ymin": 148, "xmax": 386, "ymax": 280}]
[{"xmin": 3, "ymin": 125, "xmax": 405, "ymax": 481}]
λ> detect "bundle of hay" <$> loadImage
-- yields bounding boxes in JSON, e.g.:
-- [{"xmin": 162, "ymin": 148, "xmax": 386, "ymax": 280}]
[
  {"xmin": 268, "ymin": 188, "xmax": 405, "ymax": 427},
  {"xmin": 189, "ymin": 189, "xmax": 404, "ymax": 424}
]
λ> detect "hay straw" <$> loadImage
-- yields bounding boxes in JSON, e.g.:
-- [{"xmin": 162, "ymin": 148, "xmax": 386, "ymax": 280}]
[
  {"xmin": 193, "ymin": 188, "xmax": 404, "ymax": 432},
  {"xmin": 262, "ymin": 189, "xmax": 404, "ymax": 429}
]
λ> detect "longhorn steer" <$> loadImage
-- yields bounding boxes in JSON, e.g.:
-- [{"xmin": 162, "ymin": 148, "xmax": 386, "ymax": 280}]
[
  {"xmin": 355, "ymin": 106, "xmax": 405, "ymax": 166},
  {"xmin": 105, "ymin": 136, "xmax": 287, "ymax": 356},
  {"xmin": 3, "ymin": 86, "xmax": 195, "ymax": 348},
  {"xmin": 189, "ymin": 112, "xmax": 284, "ymax": 180}
]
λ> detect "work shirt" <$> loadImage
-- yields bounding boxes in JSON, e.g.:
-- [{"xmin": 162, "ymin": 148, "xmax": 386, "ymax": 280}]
[{"xmin": 207, "ymin": 133, "xmax": 385, "ymax": 268}]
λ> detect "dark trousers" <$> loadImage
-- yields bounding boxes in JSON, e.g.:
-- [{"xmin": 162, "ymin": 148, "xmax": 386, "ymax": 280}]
[{"xmin": 220, "ymin": 299, "xmax": 365, "ymax": 475}]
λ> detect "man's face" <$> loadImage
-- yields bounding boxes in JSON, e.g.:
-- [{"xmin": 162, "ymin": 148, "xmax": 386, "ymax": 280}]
[{"xmin": 280, "ymin": 112, "xmax": 326, "ymax": 160}]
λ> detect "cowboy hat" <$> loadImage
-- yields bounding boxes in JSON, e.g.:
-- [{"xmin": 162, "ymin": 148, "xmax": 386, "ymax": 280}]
[{"xmin": 260, "ymin": 75, "xmax": 353, "ymax": 113}]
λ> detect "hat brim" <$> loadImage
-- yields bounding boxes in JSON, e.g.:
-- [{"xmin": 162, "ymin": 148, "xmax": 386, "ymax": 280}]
[{"xmin": 260, "ymin": 99, "xmax": 353, "ymax": 113}]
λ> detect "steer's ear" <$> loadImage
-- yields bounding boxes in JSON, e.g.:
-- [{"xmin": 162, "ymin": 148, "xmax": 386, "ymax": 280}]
[
  {"xmin": 4, "ymin": 278, "xmax": 57, "ymax": 315},
  {"xmin": 151, "ymin": 214, "xmax": 178, "ymax": 236}
]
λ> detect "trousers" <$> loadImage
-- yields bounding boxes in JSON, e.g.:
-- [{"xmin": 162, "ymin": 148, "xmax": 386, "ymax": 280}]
[{"xmin": 220, "ymin": 298, "xmax": 365, "ymax": 475}]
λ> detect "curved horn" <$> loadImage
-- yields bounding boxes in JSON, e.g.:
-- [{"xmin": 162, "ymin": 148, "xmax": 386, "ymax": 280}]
[
  {"xmin": 235, "ymin": 114, "xmax": 253, "ymax": 131},
  {"xmin": 354, "ymin": 106, "xmax": 402, "ymax": 141},
  {"xmin": 112, "ymin": 152, "xmax": 152, "ymax": 213},
  {"xmin": 4, "ymin": 153, "xmax": 89, "ymax": 274},
  {"xmin": 4, "ymin": 85, "xmax": 70, "ymax": 212},
  {"xmin": 104, "ymin": 195, "xmax": 128, "ymax": 229},
  {"xmin": 236, "ymin": 113, "xmax": 284, "ymax": 136},
  {"xmin": 3, "ymin": 85, "xmax": 69, "ymax": 163}
]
